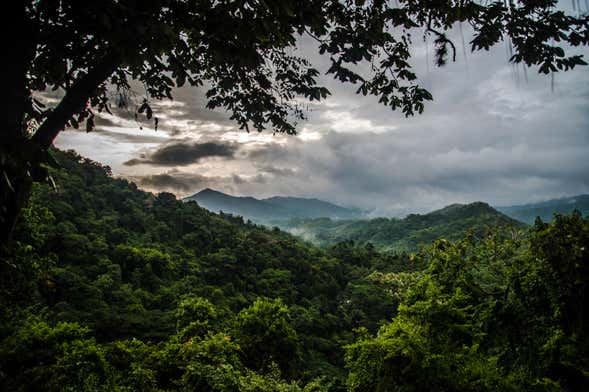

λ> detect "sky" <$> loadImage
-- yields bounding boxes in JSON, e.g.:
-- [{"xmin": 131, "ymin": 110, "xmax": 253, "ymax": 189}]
[{"xmin": 54, "ymin": 20, "xmax": 589, "ymax": 217}]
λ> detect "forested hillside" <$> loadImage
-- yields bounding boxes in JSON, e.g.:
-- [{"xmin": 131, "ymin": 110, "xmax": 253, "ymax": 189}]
[
  {"xmin": 284, "ymin": 202, "xmax": 526, "ymax": 252},
  {"xmin": 0, "ymin": 150, "xmax": 417, "ymax": 391},
  {"xmin": 0, "ymin": 150, "xmax": 587, "ymax": 391}
]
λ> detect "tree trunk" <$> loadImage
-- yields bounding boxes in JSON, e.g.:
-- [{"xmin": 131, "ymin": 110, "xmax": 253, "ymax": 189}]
[
  {"xmin": 1, "ymin": 47, "xmax": 121, "ymax": 249},
  {"xmin": 0, "ymin": 171, "xmax": 32, "ymax": 249},
  {"xmin": 0, "ymin": 4, "xmax": 36, "ymax": 251}
]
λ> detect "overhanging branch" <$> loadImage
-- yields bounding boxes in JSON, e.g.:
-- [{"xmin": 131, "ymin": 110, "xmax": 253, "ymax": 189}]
[
  {"xmin": 31, "ymin": 51, "xmax": 121, "ymax": 149},
  {"xmin": 427, "ymin": 18, "xmax": 457, "ymax": 64}
]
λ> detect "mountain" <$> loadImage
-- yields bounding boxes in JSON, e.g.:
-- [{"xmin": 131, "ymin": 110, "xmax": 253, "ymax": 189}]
[
  {"xmin": 497, "ymin": 194, "xmax": 589, "ymax": 224},
  {"xmin": 284, "ymin": 201, "xmax": 526, "ymax": 252},
  {"xmin": 263, "ymin": 196, "xmax": 363, "ymax": 218},
  {"xmin": 185, "ymin": 189, "xmax": 526, "ymax": 251},
  {"xmin": 184, "ymin": 188, "xmax": 363, "ymax": 223},
  {"xmin": 184, "ymin": 188, "xmax": 287, "ymax": 222}
]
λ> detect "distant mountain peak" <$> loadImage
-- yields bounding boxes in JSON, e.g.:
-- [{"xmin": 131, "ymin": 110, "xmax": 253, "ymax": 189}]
[
  {"xmin": 184, "ymin": 189, "xmax": 363, "ymax": 223},
  {"xmin": 195, "ymin": 188, "xmax": 223, "ymax": 195}
]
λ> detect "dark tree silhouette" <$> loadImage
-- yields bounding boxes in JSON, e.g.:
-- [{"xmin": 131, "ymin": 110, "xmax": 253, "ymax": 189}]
[{"xmin": 2, "ymin": 0, "xmax": 588, "ymax": 246}]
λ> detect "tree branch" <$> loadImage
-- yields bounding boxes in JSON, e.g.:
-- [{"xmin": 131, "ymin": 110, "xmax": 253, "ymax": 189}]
[
  {"xmin": 304, "ymin": 27, "xmax": 325, "ymax": 44},
  {"xmin": 31, "ymin": 51, "xmax": 121, "ymax": 149},
  {"xmin": 427, "ymin": 19, "xmax": 457, "ymax": 63}
]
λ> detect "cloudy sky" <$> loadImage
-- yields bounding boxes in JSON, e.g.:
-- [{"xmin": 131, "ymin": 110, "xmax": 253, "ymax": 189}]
[{"xmin": 54, "ymin": 20, "xmax": 589, "ymax": 216}]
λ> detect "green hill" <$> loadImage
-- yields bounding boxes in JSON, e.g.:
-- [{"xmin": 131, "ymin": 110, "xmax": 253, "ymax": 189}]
[
  {"xmin": 0, "ymin": 149, "xmax": 413, "ymax": 390},
  {"xmin": 284, "ymin": 201, "xmax": 526, "ymax": 252}
]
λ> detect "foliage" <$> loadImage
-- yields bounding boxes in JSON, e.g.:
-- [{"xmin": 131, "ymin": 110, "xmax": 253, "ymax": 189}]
[
  {"xmin": 17, "ymin": 0, "xmax": 589, "ymax": 141},
  {"xmin": 1, "ymin": 150, "xmax": 587, "ymax": 391},
  {"xmin": 0, "ymin": 150, "xmax": 415, "ymax": 391},
  {"xmin": 345, "ymin": 214, "xmax": 589, "ymax": 391},
  {"xmin": 233, "ymin": 298, "xmax": 301, "ymax": 377},
  {"xmin": 175, "ymin": 295, "xmax": 217, "ymax": 338}
]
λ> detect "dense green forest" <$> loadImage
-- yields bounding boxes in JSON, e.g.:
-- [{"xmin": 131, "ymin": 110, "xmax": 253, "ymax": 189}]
[
  {"xmin": 283, "ymin": 203, "xmax": 525, "ymax": 252},
  {"xmin": 0, "ymin": 150, "xmax": 587, "ymax": 391}
]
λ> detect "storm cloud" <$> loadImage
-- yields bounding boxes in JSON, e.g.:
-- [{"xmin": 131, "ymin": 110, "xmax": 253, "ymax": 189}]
[
  {"xmin": 124, "ymin": 141, "xmax": 238, "ymax": 166},
  {"xmin": 131, "ymin": 171, "xmax": 226, "ymax": 194},
  {"xmin": 130, "ymin": 170, "xmax": 270, "ymax": 195},
  {"xmin": 55, "ymin": 19, "xmax": 589, "ymax": 215}
]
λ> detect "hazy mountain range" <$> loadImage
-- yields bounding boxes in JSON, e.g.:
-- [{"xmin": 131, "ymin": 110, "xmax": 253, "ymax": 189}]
[
  {"xmin": 497, "ymin": 195, "xmax": 589, "ymax": 225},
  {"xmin": 185, "ymin": 188, "xmax": 588, "ymax": 226},
  {"xmin": 184, "ymin": 188, "xmax": 364, "ymax": 223}
]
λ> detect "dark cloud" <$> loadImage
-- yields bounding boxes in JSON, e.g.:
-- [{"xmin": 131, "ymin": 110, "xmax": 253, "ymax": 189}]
[
  {"xmin": 133, "ymin": 173, "xmax": 200, "ymax": 192},
  {"xmin": 124, "ymin": 141, "xmax": 238, "ymax": 166},
  {"xmin": 231, "ymin": 174, "xmax": 245, "ymax": 184},
  {"xmin": 252, "ymin": 174, "xmax": 268, "ymax": 184},
  {"xmin": 55, "ymin": 23, "xmax": 589, "ymax": 214},
  {"xmin": 230, "ymin": 173, "xmax": 269, "ymax": 186},
  {"xmin": 130, "ymin": 169, "xmax": 270, "ymax": 196},
  {"xmin": 131, "ymin": 171, "xmax": 226, "ymax": 194}
]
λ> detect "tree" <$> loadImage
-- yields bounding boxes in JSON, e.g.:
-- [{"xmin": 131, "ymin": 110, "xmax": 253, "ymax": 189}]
[
  {"xmin": 2, "ymin": 0, "xmax": 588, "ymax": 246},
  {"xmin": 175, "ymin": 295, "xmax": 217, "ymax": 338},
  {"xmin": 530, "ymin": 212, "xmax": 589, "ymax": 339},
  {"xmin": 345, "ymin": 219, "xmax": 589, "ymax": 391},
  {"xmin": 233, "ymin": 297, "xmax": 301, "ymax": 377}
]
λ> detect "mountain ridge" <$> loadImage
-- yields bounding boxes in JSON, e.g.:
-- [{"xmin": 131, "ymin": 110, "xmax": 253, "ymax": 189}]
[
  {"xmin": 184, "ymin": 188, "xmax": 363, "ymax": 222},
  {"xmin": 283, "ymin": 201, "xmax": 525, "ymax": 252},
  {"xmin": 184, "ymin": 188, "xmax": 589, "ymax": 236},
  {"xmin": 497, "ymin": 194, "xmax": 589, "ymax": 224}
]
